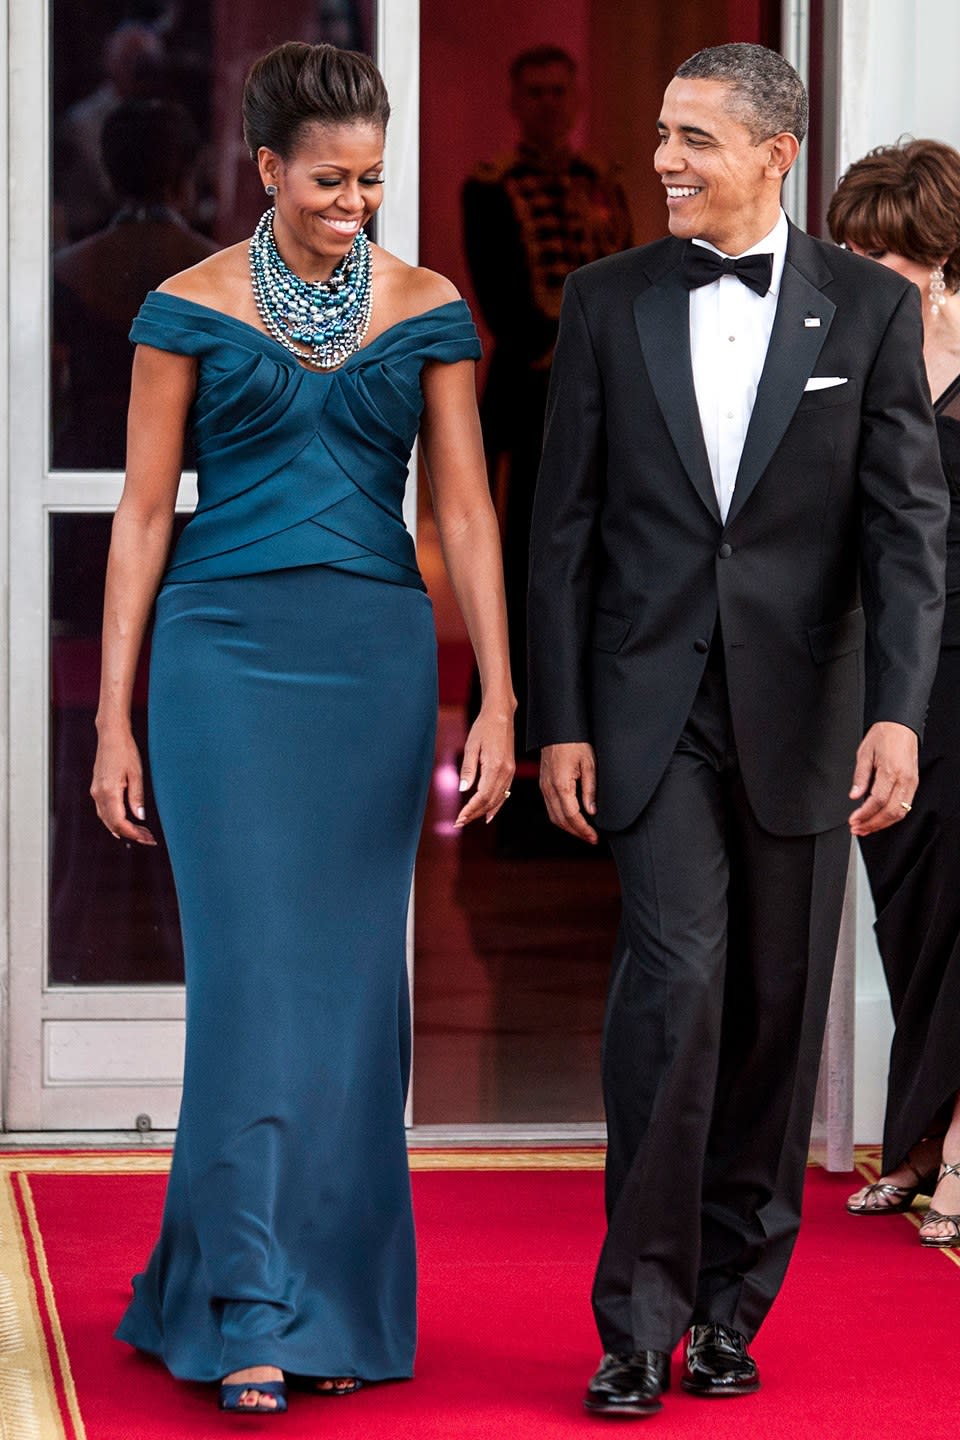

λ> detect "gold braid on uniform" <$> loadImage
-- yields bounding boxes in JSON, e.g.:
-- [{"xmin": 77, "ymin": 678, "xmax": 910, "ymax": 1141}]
[{"xmin": 502, "ymin": 144, "xmax": 630, "ymax": 325}]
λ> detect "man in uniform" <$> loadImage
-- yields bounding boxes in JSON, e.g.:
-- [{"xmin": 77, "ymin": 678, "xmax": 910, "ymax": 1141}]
[{"xmin": 463, "ymin": 45, "xmax": 632, "ymax": 758}]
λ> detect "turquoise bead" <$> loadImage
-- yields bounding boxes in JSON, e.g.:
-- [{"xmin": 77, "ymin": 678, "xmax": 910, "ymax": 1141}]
[{"xmin": 248, "ymin": 210, "xmax": 373, "ymax": 369}]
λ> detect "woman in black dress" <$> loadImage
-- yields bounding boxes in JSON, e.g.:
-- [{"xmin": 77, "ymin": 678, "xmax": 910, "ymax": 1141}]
[{"xmin": 828, "ymin": 139, "xmax": 960, "ymax": 1246}]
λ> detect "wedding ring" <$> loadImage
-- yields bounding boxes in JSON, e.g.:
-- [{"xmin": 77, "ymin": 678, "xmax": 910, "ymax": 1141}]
[
  {"xmin": 503, "ymin": 789, "xmax": 512, "ymax": 799},
  {"xmin": 899, "ymin": 801, "xmax": 912, "ymax": 812}
]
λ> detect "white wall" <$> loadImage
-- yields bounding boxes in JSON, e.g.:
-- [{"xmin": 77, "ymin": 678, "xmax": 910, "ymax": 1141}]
[
  {"xmin": 840, "ymin": 0, "xmax": 960, "ymax": 171},
  {"xmin": 837, "ymin": 0, "xmax": 960, "ymax": 1142}
]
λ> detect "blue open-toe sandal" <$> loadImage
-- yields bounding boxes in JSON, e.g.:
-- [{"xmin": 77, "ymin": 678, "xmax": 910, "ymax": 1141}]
[{"xmin": 219, "ymin": 1380, "xmax": 288, "ymax": 1413}]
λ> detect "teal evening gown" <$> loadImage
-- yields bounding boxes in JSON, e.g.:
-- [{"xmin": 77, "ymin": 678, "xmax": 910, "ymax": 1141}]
[{"xmin": 115, "ymin": 292, "xmax": 481, "ymax": 1382}]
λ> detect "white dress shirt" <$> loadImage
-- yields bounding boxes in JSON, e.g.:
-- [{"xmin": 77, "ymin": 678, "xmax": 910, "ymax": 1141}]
[{"xmin": 689, "ymin": 209, "xmax": 789, "ymax": 522}]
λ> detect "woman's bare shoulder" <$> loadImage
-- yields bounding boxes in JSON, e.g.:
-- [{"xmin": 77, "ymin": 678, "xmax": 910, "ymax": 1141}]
[
  {"xmin": 155, "ymin": 243, "xmax": 251, "ymax": 311},
  {"xmin": 372, "ymin": 247, "xmax": 462, "ymax": 315}
]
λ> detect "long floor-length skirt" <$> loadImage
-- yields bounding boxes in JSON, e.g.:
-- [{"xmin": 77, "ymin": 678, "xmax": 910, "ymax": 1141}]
[
  {"xmin": 116, "ymin": 565, "xmax": 437, "ymax": 1382},
  {"xmin": 860, "ymin": 646, "xmax": 960, "ymax": 1175}
]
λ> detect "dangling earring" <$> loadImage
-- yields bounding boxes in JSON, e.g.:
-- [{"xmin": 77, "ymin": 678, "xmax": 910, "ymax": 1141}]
[
  {"xmin": 929, "ymin": 263, "xmax": 946, "ymax": 317},
  {"xmin": 265, "ymin": 183, "xmax": 278, "ymax": 199}
]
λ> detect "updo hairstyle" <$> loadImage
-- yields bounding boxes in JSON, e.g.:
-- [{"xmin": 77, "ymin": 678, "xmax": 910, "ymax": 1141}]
[
  {"xmin": 242, "ymin": 41, "xmax": 390, "ymax": 162},
  {"xmin": 827, "ymin": 138, "xmax": 960, "ymax": 293}
]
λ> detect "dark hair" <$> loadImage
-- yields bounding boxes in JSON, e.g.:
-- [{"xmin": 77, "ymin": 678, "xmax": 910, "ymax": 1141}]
[
  {"xmin": 676, "ymin": 42, "xmax": 807, "ymax": 145},
  {"xmin": 101, "ymin": 98, "xmax": 197, "ymax": 202},
  {"xmin": 509, "ymin": 44, "xmax": 577, "ymax": 86},
  {"xmin": 827, "ymin": 138, "xmax": 960, "ymax": 293},
  {"xmin": 242, "ymin": 41, "xmax": 390, "ymax": 160}
]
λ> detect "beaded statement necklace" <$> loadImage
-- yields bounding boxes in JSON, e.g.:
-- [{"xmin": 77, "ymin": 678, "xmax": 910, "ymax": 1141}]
[{"xmin": 249, "ymin": 207, "xmax": 373, "ymax": 370}]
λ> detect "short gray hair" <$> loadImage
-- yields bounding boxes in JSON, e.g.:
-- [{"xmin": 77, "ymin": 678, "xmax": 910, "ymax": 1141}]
[{"xmin": 675, "ymin": 43, "xmax": 807, "ymax": 145}]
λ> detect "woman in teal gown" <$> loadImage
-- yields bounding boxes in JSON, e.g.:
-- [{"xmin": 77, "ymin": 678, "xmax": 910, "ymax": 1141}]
[{"xmin": 91, "ymin": 42, "xmax": 515, "ymax": 1415}]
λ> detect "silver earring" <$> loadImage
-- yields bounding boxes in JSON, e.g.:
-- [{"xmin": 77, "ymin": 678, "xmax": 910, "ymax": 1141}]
[
  {"xmin": 265, "ymin": 183, "xmax": 278, "ymax": 198},
  {"xmin": 930, "ymin": 263, "xmax": 946, "ymax": 317}
]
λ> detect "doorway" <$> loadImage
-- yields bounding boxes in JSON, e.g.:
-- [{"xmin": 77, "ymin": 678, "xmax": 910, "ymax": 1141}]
[
  {"xmin": 412, "ymin": 0, "xmax": 781, "ymax": 1128},
  {"xmin": 3, "ymin": 0, "xmax": 418, "ymax": 1132}
]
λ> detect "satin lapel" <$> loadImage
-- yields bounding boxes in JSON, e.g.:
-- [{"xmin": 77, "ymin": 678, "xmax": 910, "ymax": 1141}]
[
  {"xmin": 634, "ymin": 271, "xmax": 720, "ymax": 523},
  {"xmin": 726, "ymin": 250, "xmax": 836, "ymax": 527}
]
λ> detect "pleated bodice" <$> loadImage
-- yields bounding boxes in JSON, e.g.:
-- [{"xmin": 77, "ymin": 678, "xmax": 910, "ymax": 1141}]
[{"xmin": 129, "ymin": 292, "xmax": 481, "ymax": 588}]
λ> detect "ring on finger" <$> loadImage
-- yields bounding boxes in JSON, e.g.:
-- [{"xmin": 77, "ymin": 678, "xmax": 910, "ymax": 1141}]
[
  {"xmin": 899, "ymin": 801, "xmax": 912, "ymax": 813},
  {"xmin": 503, "ymin": 789, "xmax": 512, "ymax": 799}
]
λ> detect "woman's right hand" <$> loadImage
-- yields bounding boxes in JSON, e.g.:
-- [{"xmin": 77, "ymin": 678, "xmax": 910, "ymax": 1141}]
[{"xmin": 91, "ymin": 727, "xmax": 157, "ymax": 845}]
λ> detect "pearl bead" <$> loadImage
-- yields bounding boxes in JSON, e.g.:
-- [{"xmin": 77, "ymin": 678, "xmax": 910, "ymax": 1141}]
[{"xmin": 248, "ymin": 209, "xmax": 373, "ymax": 369}]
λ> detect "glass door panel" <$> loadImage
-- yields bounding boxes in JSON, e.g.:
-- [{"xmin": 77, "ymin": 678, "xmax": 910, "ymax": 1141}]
[
  {"xmin": 5, "ymin": 0, "xmax": 408, "ymax": 1131},
  {"xmin": 48, "ymin": 512, "xmax": 186, "ymax": 985}
]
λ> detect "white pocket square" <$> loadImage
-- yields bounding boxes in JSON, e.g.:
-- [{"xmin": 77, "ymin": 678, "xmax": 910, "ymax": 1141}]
[{"xmin": 804, "ymin": 376, "xmax": 848, "ymax": 391}]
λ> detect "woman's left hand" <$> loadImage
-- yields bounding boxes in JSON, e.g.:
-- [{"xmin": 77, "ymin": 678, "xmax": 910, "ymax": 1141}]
[{"xmin": 455, "ymin": 704, "xmax": 516, "ymax": 826}]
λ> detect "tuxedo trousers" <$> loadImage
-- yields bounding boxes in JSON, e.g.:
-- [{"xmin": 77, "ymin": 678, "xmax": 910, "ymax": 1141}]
[{"xmin": 593, "ymin": 638, "xmax": 850, "ymax": 1353}]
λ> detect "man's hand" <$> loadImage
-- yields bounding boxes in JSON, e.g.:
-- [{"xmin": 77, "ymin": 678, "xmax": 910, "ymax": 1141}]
[
  {"xmin": 848, "ymin": 721, "xmax": 919, "ymax": 836},
  {"xmin": 539, "ymin": 742, "xmax": 599, "ymax": 844}
]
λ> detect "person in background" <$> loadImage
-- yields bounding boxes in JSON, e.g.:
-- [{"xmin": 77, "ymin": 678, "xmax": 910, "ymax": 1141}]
[
  {"xmin": 829, "ymin": 139, "xmax": 960, "ymax": 1247},
  {"xmin": 92, "ymin": 41, "xmax": 514, "ymax": 1414},
  {"xmin": 56, "ymin": 20, "xmax": 166, "ymax": 241},
  {"xmin": 463, "ymin": 44, "xmax": 632, "ymax": 758},
  {"xmin": 53, "ymin": 97, "xmax": 216, "ymax": 470},
  {"xmin": 527, "ymin": 44, "xmax": 947, "ymax": 1417}
]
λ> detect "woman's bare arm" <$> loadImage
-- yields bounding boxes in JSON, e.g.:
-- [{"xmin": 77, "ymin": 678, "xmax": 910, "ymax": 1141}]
[
  {"xmin": 419, "ymin": 355, "xmax": 516, "ymax": 825},
  {"xmin": 90, "ymin": 343, "xmax": 196, "ymax": 843}
]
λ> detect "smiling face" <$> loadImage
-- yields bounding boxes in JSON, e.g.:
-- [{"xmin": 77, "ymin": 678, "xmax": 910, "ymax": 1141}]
[
  {"xmin": 655, "ymin": 76, "xmax": 796, "ymax": 255},
  {"xmin": 258, "ymin": 120, "xmax": 385, "ymax": 280}
]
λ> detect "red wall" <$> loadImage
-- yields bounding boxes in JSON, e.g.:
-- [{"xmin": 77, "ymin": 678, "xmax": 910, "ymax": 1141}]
[
  {"xmin": 418, "ymin": 0, "xmax": 589, "ymax": 298},
  {"xmin": 419, "ymin": 0, "xmax": 774, "ymax": 366}
]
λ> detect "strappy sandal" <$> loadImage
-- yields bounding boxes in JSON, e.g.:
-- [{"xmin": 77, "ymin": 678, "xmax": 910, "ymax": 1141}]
[
  {"xmin": 219, "ymin": 1380, "xmax": 288, "ymax": 1413},
  {"xmin": 918, "ymin": 1162, "xmax": 960, "ymax": 1248},
  {"xmin": 847, "ymin": 1144, "xmax": 939, "ymax": 1215}
]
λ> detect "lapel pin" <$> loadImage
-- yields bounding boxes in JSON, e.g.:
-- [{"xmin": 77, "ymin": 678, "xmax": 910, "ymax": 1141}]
[{"xmin": 804, "ymin": 316, "xmax": 821, "ymax": 328}]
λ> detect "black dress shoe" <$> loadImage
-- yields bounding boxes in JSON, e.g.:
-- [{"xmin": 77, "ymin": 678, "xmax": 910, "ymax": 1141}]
[
  {"xmin": 584, "ymin": 1350, "xmax": 670, "ymax": 1416},
  {"xmin": 681, "ymin": 1323, "xmax": 759, "ymax": 1396}
]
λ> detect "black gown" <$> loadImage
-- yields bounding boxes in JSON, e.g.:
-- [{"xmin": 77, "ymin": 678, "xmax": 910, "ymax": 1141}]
[{"xmin": 860, "ymin": 373, "xmax": 960, "ymax": 1175}]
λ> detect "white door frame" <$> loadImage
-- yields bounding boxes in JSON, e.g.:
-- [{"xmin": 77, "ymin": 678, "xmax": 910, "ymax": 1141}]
[{"xmin": 3, "ymin": 0, "xmax": 422, "ymax": 1132}]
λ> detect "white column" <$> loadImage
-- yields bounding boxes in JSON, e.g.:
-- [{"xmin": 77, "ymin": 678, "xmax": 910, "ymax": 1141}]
[{"xmin": 840, "ymin": 0, "xmax": 960, "ymax": 170}]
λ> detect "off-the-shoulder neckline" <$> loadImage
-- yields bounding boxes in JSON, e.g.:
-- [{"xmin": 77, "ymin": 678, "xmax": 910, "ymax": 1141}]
[{"xmin": 140, "ymin": 291, "xmax": 471, "ymax": 372}]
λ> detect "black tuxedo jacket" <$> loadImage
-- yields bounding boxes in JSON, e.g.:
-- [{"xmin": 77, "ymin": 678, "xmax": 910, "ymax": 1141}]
[{"xmin": 527, "ymin": 224, "xmax": 949, "ymax": 835}]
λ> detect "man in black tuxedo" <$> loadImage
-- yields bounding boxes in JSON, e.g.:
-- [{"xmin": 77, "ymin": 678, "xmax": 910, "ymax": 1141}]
[{"xmin": 527, "ymin": 43, "xmax": 948, "ymax": 1417}]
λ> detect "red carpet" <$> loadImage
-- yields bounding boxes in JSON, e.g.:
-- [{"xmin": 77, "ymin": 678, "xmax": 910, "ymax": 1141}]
[{"xmin": 2, "ymin": 1148, "xmax": 957, "ymax": 1438}]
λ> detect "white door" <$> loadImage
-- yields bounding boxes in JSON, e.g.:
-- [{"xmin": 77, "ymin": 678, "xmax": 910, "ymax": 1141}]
[{"xmin": 4, "ymin": 0, "xmax": 420, "ymax": 1131}]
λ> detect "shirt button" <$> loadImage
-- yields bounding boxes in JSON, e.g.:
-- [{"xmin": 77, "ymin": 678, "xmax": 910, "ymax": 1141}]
[
  {"xmin": 719, "ymin": 543, "xmax": 733, "ymax": 559},
  {"xmin": 726, "ymin": 411, "xmax": 735, "ymax": 419},
  {"xmin": 728, "ymin": 335, "xmax": 736, "ymax": 342},
  {"xmin": 694, "ymin": 638, "xmax": 710, "ymax": 654}
]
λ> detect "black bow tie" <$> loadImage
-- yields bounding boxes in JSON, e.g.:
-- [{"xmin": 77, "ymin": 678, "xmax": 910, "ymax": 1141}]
[{"xmin": 680, "ymin": 244, "xmax": 773, "ymax": 297}]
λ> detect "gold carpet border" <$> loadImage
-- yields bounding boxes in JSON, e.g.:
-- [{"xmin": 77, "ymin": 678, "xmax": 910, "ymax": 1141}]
[
  {"xmin": 0, "ymin": 1144, "xmax": 903, "ymax": 1176},
  {"xmin": 0, "ymin": 1148, "xmax": 609, "ymax": 1175},
  {"xmin": 0, "ymin": 1170, "xmax": 76, "ymax": 1439},
  {"xmin": 16, "ymin": 1176, "xmax": 86, "ymax": 1438},
  {"xmin": 409, "ymin": 1148, "xmax": 606, "ymax": 1171}
]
